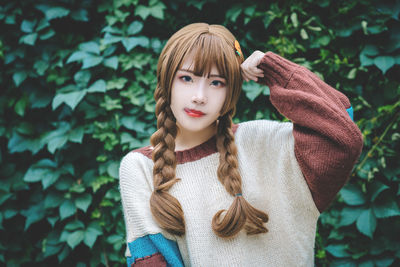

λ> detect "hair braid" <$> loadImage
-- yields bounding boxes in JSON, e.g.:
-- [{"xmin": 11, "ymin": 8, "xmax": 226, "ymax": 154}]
[
  {"xmin": 149, "ymin": 87, "xmax": 185, "ymax": 236},
  {"xmin": 212, "ymin": 111, "xmax": 269, "ymax": 238}
]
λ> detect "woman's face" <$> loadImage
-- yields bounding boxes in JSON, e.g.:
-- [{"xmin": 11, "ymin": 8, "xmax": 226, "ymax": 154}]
[{"xmin": 170, "ymin": 55, "xmax": 227, "ymax": 137}]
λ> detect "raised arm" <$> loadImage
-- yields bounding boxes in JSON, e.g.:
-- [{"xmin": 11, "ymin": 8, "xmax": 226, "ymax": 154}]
[{"xmin": 242, "ymin": 51, "xmax": 363, "ymax": 212}]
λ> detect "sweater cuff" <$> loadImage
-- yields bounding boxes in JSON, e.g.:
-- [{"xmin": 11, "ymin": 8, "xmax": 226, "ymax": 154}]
[{"xmin": 258, "ymin": 52, "xmax": 301, "ymax": 87}]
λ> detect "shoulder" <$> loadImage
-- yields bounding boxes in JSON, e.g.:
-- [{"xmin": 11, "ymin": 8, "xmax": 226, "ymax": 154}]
[
  {"xmin": 235, "ymin": 120, "xmax": 296, "ymax": 160},
  {"xmin": 119, "ymin": 147, "xmax": 154, "ymax": 191},
  {"xmin": 236, "ymin": 119, "xmax": 293, "ymax": 143},
  {"xmin": 120, "ymin": 146, "xmax": 153, "ymax": 170}
]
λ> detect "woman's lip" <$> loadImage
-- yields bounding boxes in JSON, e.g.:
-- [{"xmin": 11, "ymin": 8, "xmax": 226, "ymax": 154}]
[{"xmin": 184, "ymin": 108, "xmax": 205, "ymax": 117}]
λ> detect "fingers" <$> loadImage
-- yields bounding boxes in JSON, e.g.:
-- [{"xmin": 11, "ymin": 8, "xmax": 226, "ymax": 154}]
[
  {"xmin": 241, "ymin": 69, "xmax": 262, "ymax": 82},
  {"xmin": 241, "ymin": 50, "xmax": 266, "ymax": 82},
  {"xmin": 241, "ymin": 65, "xmax": 264, "ymax": 82}
]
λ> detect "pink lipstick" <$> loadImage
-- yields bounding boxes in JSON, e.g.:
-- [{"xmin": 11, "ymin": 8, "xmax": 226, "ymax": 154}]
[{"xmin": 184, "ymin": 108, "xmax": 205, "ymax": 117}]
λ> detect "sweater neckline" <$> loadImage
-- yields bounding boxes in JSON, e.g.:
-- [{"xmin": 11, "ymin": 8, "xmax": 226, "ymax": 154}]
[
  {"xmin": 175, "ymin": 123, "xmax": 238, "ymax": 163},
  {"xmin": 175, "ymin": 134, "xmax": 218, "ymax": 164},
  {"xmin": 133, "ymin": 124, "xmax": 238, "ymax": 164}
]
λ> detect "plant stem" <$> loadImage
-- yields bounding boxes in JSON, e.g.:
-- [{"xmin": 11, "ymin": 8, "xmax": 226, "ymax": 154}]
[{"xmin": 354, "ymin": 110, "xmax": 400, "ymax": 176}]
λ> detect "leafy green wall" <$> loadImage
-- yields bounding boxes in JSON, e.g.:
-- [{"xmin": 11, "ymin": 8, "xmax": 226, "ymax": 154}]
[{"xmin": 1, "ymin": 0, "xmax": 399, "ymax": 266}]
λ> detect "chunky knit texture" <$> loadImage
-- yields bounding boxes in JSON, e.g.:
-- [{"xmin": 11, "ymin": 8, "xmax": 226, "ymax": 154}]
[{"xmin": 119, "ymin": 52, "xmax": 363, "ymax": 266}]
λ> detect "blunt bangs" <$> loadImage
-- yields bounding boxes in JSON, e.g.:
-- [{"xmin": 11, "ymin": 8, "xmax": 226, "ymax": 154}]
[{"xmin": 182, "ymin": 33, "xmax": 234, "ymax": 80}]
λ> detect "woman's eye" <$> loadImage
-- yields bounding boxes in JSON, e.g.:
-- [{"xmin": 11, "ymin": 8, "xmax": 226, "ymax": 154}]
[
  {"xmin": 211, "ymin": 80, "xmax": 225, "ymax": 87},
  {"xmin": 180, "ymin": 75, "xmax": 192, "ymax": 82}
]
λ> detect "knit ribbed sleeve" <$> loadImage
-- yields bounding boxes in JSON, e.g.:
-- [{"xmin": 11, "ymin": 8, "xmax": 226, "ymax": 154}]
[
  {"xmin": 119, "ymin": 152, "xmax": 165, "ymax": 244},
  {"xmin": 258, "ymin": 52, "xmax": 364, "ymax": 212}
]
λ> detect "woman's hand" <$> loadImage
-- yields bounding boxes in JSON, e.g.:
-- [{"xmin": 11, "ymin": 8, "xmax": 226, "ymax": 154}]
[{"xmin": 241, "ymin": 50, "xmax": 265, "ymax": 82}]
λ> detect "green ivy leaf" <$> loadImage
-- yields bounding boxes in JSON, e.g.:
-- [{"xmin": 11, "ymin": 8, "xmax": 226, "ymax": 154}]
[
  {"xmin": 21, "ymin": 20, "xmax": 36, "ymax": 33},
  {"xmin": 82, "ymin": 54, "xmax": 103, "ymax": 69},
  {"xmin": 74, "ymin": 70, "xmax": 91, "ymax": 88},
  {"xmin": 370, "ymin": 181, "xmax": 389, "ymax": 202},
  {"xmin": 374, "ymin": 56, "xmax": 395, "ymax": 74},
  {"xmin": 91, "ymin": 175, "xmax": 114, "ymax": 192},
  {"xmin": 13, "ymin": 71, "xmax": 28, "ymax": 87},
  {"xmin": 372, "ymin": 193, "xmax": 400, "ymax": 218},
  {"xmin": 362, "ymin": 45, "xmax": 380, "ymax": 56},
  {"xmin": 59, "ymin": 199, "xmax": 76, "ymax": 219},
  {"xmin": 34, "ymin": 60, "xmax": 49, "ymax": 76},
  {"xmin": 134, "ymin": 6, "xmax": 150, "ymax": 20},
  {"xmin": 102, "ymin": 33, "xmax": 123, "ymax": 45},
  {"xmin": 8, "ymin": 132, "xmax": 44, "ymax": 154},
  {"xmin": 66, "ymin": 51, "xmax": 88, "ymax": 63},
  {"xmin": 127, "ymin": 21, "xmax": 143, "ymax": 35},
  {"xmin": 79, "ymin": 41, "xmax": 100, "ymax": 55},
  {"xmin": 65, "ymin": 220, "xmax": 85, "ymax": 231},
  {"xmin": 55, "ymin": 177, "xmax": 74, "ymax": 191},
  {"xmin": 339, "ymin": 207, "xmax": 364, "ymax": 226},
  {"xmin": 39, "ymin": 28, "xmax": 55, "ymax": 40},
  {"xmin": 84, "ymin": 225, "xmax": 102, "ymax": 247},
  {"xmin": 57, "ymin": 245, "xmax": 69, "ymax": 262},
  {"xmin": 36, "ymin": 18, "xmax": 50, "ymax": 31},
  {"xmin": 23, "ymin": 159, "xmax": 60, "ymax": 188},
  {"xmin": 0, "ymin": 193, "xmax": 12, "ymax": 205},
  {"xmin": 149, "ymin": 2, "xmax": 166, "ymax": 19},
  {"xmin": 107, "ymin": 234, "xmax": 123, "ymax": 244},
  {"xmin": 21, "ymin": 203, "xmax": 45, "ymax": 230},
  {"xmin": 242, "ymin": 81, "xmax": 265, "ymax": 101},
  {"xmin": 52, "ymin": 90, "xmax": 87, "ymax": 110},
  {"xmin": 340, "ymin": 184, "xmax": 366, "ymax": 206},
  {"xmin": 330, "ymin": 259, "xmax": 357, "ymax": 267},
  {"xmin": 120, "ymin": 116, "xmax": 147, "ymax": 133},
  {"xmin": 48, "ymin": 135, "xmax": 69, "ymax": 154},
  {"xmin": 103, "ymin": 56, "xmax": 118, "ymax": 70},
  {"xmin": 226, "ymin": 5, "xmax": 242, "ymax": 22},
  {"xmin": 325, "ymin": 244, "xmax": 351, "ymax": 258},
  {"xmin": 44, "ymin": 192, "xmax": 64, "ymax": 208},
  {"xmin": 14, "ymin": 96, "xmax": 28, "ymax": 116},
  {"xmin": 134, "ymin": 2, "xmax": 166, "ymax": 20},
  {"xmin": 122, "ymin": 36, "xmax": 149, "ymax": 52},
  {"xmin": 356, "ymin": 209, "xmax": 377, "ymax": 238},
  {"xmin": 69, "ymin": 127, "xmax": 85, "ymax": 143},
  {"xmin": 300, "ymin": 28, "xmax": 309, "ymax": 39},
  {"xmin": 290, "ymin": 12, "xmax": 299, "ymax": 28},
  {"xmin": 75, "ymin": 194, "xmax": 92, "ymax": 212},
  {"xmin": 360, "ymin": 54, "xmax": 374, "ymax": 66},
  {"xmin": 71, "ymin": 9, "xmax": 89, "ymax": 21},
  {"xmin": 43, "ymin": 7, "xmax": 70, "ymax": 21},
  {"xmin": 47, "ymin": 217, "xmax": 59, "ymax": 228},
  {"xmin": 67, "ymin": 230, "xmax": 84, "ymax": 249},
  {"xmin": 107, "ymin": 162, "xmax": 120, "ymax": 179},
  {"xmin": 87, "ymin": 80, "xmax": 107, "ymax": 93},
  {"xmin": 374, "ymin": 257, "xmax": 395, "ymax": 267},
  {"xmin": 107, "ymin": 77, "xmax": 128, "ymax": 90}
]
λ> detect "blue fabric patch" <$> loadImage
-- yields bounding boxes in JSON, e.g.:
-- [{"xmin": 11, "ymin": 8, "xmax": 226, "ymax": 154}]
[
  {"xmin": 127, "ymin": 233, "xmax": 184, "ymax": 267},
  {"xmin": 127, "ymin": 255, "xmax": 134, "ymax": 267},
  {"xmin": 346, "ymin": 106, "xmax": 354, "ymax": 121}
]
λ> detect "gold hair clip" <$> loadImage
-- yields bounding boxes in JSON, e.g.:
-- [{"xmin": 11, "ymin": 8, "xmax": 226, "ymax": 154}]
[{"xmin": 234, "ymin": 40, "xmax": 242, "ymax": 57}]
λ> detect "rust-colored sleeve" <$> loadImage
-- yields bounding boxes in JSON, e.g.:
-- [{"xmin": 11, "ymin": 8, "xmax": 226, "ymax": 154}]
[
  {"xmin": 258, "ymin": 52, "xmax": 363, "ymax": 212},
  {"xmin": 132, "ymin": 252, "xmax": 167, "ymax": 267}
]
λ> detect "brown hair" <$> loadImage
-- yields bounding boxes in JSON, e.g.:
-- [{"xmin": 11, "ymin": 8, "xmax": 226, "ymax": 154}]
[{"xmin": 150, "ymin": 23, "xmax": 268, "ymax": 238}]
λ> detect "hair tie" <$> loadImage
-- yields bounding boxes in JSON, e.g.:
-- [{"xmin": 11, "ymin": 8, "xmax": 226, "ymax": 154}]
[
  {"xmin": 234, "ymin": 40, "xmax": 242, "ymax": 57},
  {"xmin": 236, "ymin": 193, "xmax": 242, "ymax": 197}
]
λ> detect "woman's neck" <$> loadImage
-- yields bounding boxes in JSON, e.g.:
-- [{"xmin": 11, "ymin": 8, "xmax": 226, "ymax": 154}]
[{"xmin": 174, "ymin": 122, "xmax": 217, "ymax": 151}]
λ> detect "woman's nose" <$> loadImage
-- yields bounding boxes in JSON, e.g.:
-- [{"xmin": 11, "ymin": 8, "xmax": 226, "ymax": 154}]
[{"xmin": 191, "ymin": 81, "xmax": 207, "ymax": 104}]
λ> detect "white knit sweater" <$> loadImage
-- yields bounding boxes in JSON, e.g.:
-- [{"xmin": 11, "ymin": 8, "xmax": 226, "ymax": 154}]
[{"xmin": 119, "ymin": 119, "xmax": 320, "ymax": 267}]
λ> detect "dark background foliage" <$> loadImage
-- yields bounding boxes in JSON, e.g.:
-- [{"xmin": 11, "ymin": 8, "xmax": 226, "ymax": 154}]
[{"xmin": 1, "ymin": 0, "xmax": 399, "ymax": 266}]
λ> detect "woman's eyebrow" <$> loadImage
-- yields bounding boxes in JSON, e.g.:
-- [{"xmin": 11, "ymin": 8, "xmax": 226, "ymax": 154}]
[{"xmin": 178, "ymin": 69, "xmax": 225, "ymax": 79}]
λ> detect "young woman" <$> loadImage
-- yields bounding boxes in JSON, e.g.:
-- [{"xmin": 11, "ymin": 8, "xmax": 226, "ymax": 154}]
[{"xmin": 119, "ymin": 23, "xmax": 363, "ymax": 266}]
